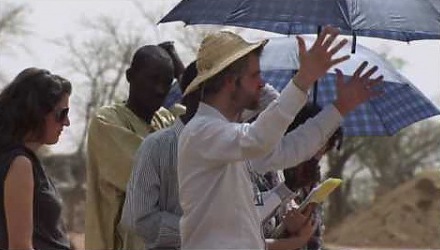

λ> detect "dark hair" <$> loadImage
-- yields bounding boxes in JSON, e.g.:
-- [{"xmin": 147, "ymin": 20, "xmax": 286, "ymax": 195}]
[
  {"xmin": 180, "ymin": 61, "xmax": 201, "ymax": 122},
  {"xmin": 128, "ymin": 45, "xmax": 173, "ymax": 74},
  {"xmin": 180, "ymin": 61, "xmax": 198, "ymax": 93},
  {"xmin": 0, "ymin": 68, "xmax": 72, "ymax": 148},
  {"xmin": 286, "ymin": 103, "xmax": 322, "ymax": 133},
  {"xmin": 201, "ymin": 48, "xmax": 263, "ymax": 98},
  {"xmin": 283, "ymin": 103, "xmax": 343, "ymax": 190}
]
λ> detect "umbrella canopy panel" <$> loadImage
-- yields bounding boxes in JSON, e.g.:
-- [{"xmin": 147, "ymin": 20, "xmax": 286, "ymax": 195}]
[
  {"xmin": 261, "ymin": 70, "xmax": 439, "ymax": 136},
  {"xmin": 260, "ymin": 36, "xmax": 440, "ymax": 136},
  {"xmin": 161, "ymin": 0, "xmax": 440, "ymax": 41}
]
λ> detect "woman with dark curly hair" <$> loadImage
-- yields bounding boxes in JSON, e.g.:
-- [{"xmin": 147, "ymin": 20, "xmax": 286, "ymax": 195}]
[{"xmin": 0, "ymin": 68, "xmax": 72, "ymax": 250}]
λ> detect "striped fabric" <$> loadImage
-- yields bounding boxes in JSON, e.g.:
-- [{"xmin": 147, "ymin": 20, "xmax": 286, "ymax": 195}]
[
  {"xmin": 261, "ymin": 70, "xmax": 440, "ymax": 136},
  {"xmin": 121, "ymin": 119, "xmax": 184, "ymax": 250},
  {"xmin": 160, "ymin": 0, "xmax": 440, "ymax": 42}
]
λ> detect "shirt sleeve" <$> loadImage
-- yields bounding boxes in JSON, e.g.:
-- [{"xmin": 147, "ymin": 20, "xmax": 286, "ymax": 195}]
[
  {"xmin": 121, "ymin": 138, "xmax": 181, "ymax": 248},
  {"xmin": 186, "ymin": 80, "xmax": 307, "ymax": 163},
  {"xmin": 87, "ymin": 112, "xmax": 144, "ymax": 191},
  {"xmin": 240, "ymin": 83, "xmax": 280, "ymax": 122},
  {"xmin": 250, "ymin": 105, "xmax": 342, "ymax": 173},
  {"xmin": 153, "ymin": 107, "xmax": 177, "ymax": 129}
]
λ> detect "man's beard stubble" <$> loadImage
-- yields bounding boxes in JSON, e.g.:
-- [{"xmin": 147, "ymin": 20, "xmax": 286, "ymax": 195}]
[{"xmin": 232, "ymin": 78, "xmax": 260, "ymax": 111}]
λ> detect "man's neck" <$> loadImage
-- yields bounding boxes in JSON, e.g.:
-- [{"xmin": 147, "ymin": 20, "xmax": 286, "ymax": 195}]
[{"xmin": 126, "ymin": 98, "xmax": 155, "ymax": 124}]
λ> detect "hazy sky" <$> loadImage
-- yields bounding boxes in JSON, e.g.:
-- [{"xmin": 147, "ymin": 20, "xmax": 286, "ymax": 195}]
[{"xmin": 1, "ymin": 0, "xmax": 439, "ymax": 152}]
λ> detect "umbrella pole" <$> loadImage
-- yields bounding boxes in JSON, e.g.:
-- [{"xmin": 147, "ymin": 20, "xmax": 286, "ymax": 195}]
[
  {"xmin": 312, "ymin": 77, "xmax": 319, "ymax": 105},
  {"xmin": 313, "ymin": 26, "xmax": 322, "ymax": 105},
  {"xmin": 351, "ymin": 32, "xmax": 357, "ymax": 53}
]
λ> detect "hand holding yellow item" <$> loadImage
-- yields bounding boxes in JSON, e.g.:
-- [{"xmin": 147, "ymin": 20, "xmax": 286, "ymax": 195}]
[{"xmin": 298, "ymin": 178, "xmax": 342, "ymax": 211}]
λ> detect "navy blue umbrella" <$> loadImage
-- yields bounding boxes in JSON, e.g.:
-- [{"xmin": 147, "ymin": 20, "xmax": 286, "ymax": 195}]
[
  {"xmin": 261, "ymin": 37, "xmax": 440, "ymax": 136},
  {"xmin": 161, "ymin": 0, "xmax": 440, "ymax": 107},
  {"xmin": 160, "ymin": 0, "xmax": 440, "ymax": 49},
  {"xmin": 164, "ymin": 37, "xmax": 440, "ymax": 136}
]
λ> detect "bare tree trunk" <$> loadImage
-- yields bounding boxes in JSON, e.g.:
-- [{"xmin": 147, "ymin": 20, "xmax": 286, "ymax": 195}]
[
  {"xmin": 326, "ymin": 153, "xmax": 352, "ymax": 228},
  {"xmin": 325, "ymin": 138, "xmax": 366, "ymax": 228}
]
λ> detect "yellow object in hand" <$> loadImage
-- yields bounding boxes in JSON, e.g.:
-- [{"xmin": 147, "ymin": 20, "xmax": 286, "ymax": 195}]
[{"xmin": 298, "ymin": 178, "xmax": 342, "ymax": 211}]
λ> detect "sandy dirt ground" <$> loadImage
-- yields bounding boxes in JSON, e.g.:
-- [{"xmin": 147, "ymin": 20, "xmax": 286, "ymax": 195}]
[
  {"xmin": 68, "ymin": 171, "xmax": 440, "ymax": 250},
  {"xmin": 325, "ymin": 171, "xmax": 440, "ymax": 249},
  {"xmin": 68, "ymin": 233, "xmax": 438, "ymax": 250}
]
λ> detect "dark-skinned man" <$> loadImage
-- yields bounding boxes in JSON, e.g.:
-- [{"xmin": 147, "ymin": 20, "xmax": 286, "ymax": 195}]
[{"xmin": 85, "ymin": 44, "xmax": 182, "ymax": 250}]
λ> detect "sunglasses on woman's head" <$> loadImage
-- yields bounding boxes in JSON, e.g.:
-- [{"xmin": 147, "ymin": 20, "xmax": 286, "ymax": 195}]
[{"xmin": 54, "ymin": 107, "xmax": 69, "ymax": 123}]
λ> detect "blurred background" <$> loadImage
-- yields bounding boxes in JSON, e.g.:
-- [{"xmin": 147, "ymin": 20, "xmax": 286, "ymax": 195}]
[{"xmin": 1, "ymin": 0, "xmax": 439, "ymax": 249}]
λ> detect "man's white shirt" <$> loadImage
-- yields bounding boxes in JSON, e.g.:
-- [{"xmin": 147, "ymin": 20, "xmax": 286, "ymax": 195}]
[{"xmin": 178, "ymin": 81, "xmax": 342, "ymax": 249}]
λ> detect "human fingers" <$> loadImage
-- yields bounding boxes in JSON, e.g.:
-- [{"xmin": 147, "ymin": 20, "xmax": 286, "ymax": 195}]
[
  {"xmin": 360, "ymin": 65, "xmax": 379, "ymax": 81},
  {"xmin": 366, "ymin": 76, "xmax": 384, "ymax": 98},
  {"xmin": 322, "ymin": 29, "xmax": 343, "ymax": 50},
  {"xmin": 311, "ymin": 26, "xmax": 339, "ymax": 50},
  {"xmin": 369, "ymin": 75, "xmax": 384, "ymax": 87},
  {"xmin": 330, "ymin": 54, "xmax": 350, "ymax": 67},
  {"xmin": 297, "ymin": 36, "xmax": 307, "ymax": 57},
  {"xmin": 316, "ymin": 26, "xmax": 340, "ymax": 46},
  {"xmin": 301, "ymin": 203, "xmax": 316, "ymax": 217},
  {"xmin": 352, "ymin": 61, "xmax": 369, "ymax": 79},
  {"xmin": 328, "ymin": 38, "xmax": 348, "ymax": 55},
  {"xmin": 335, "ymin": 68, "xmax": 344, "ymax": 91},
  {"xmin": 284, "ymin": 207, "xmax": 302, "ymax": 219},
  {"xmin": 299, "ymin": 214, "xmax": 314, "ymax": 234}
]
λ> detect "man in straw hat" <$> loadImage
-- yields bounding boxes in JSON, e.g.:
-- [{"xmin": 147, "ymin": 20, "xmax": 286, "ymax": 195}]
[
  {"xmin": 178, "ymin": 26, "xmax": 382, "ymax": 249},
  {"xmin": 120, "ymin": 62, "xmax": 286, "ymax": 249}
]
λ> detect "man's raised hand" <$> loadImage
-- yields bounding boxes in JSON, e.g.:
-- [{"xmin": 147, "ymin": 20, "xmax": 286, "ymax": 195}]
[{"xmin": 294, "ymin": 26, "xmax": 350, "ymax": 91}]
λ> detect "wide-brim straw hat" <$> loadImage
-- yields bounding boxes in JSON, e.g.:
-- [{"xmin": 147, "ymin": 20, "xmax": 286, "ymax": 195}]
[{"xmin": 183, "ymin": 31, "xmax": 268, "ymax": 96}]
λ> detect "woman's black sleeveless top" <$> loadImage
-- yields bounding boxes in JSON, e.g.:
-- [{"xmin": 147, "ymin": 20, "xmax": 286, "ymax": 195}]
[{"xmin": 0, "ymin": 144, "xmax": 70, "ymax": 250}]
